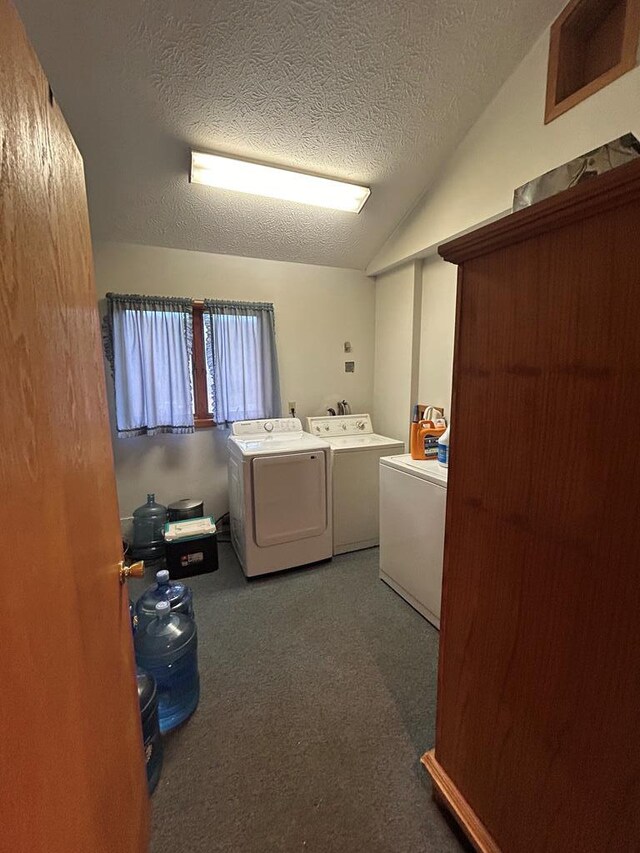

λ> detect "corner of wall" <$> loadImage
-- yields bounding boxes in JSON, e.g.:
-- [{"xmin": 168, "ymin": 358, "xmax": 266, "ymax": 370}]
[{"xmin": 372, "ymin": 260, "xmax": 423, "ymax": 445}]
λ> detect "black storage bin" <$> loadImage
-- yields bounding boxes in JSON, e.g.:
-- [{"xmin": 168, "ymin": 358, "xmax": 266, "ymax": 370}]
[{"xmin": 164, "ymin": 517, "xmax": 218, "ymax": 579}]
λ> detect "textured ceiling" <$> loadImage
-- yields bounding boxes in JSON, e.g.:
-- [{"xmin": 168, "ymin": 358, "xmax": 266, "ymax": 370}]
[{"xmin": 16, "ymin": 0, "xmax": 562, "ymax": 269}]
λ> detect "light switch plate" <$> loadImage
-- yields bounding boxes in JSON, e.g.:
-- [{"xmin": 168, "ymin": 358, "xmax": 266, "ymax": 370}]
[{"xmin": 345, "ymin": 361, "xmax": 355, "ymax": 373}]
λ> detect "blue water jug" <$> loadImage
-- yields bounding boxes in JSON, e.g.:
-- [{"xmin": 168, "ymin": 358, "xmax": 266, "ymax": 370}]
[
  {"xmin": 135, "ymin": 570, "xmax": 194, "ymax": 630},
  {"xmin": 136, "ymin": 668, "xmax": 163, "ymax": 793},
  {"xmin": 131, "ymin": 493, "xmax": 167, "ymax": 560},
  {"xmin": 134, "ymin": 600, "xmax": 200, "ymax": 733}
]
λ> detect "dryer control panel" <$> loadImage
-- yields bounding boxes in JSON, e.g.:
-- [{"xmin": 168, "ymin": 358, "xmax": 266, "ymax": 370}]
[
  {"xmin": 306, "ymin": 414, "xmax": 373, "ymax": 436},
  {"xmin": 231, "ymin": 418, "xmax": 302, "ymax": 437}
]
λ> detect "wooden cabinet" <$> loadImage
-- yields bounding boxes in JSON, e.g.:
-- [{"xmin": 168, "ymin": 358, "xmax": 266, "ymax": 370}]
[{"xmin": 422, "ymin": 160, "xmax": 640, "ymax": 853}]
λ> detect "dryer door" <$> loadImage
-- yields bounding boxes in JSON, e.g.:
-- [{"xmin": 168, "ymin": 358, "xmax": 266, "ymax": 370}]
[{"xmin": 252, "ymin": 452, "xmax": 327, "ymax": 547}]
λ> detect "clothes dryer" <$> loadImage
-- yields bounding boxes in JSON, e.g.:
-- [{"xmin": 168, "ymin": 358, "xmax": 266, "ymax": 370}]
[{"xmin": 228, "ymin": 418, "xmax": 332, "ymax": 577}]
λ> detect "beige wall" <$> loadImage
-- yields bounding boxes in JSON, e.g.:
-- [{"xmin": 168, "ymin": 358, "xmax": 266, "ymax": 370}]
[
  {"xmin": 368, "ymin": 27, "xmax": 640, "ymax": 274},
  {"xmin": 370, "ymin": 14, "xmax": 640, "ymax": 434},
  {"xmin": 418, "ymin": 257, "xmax": 457, "ymax": 417},
  {"xmin": 372, "ymin": 262, "xmax": 421, "ymax": 445},
  {"xmin": 94, "ymin": 241, "xmax": 375, "ymax": 521}
]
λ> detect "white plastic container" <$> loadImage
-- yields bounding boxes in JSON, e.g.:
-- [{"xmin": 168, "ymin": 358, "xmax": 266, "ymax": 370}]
[{"xmin": 437, "ymin": 425, "xmax": 450, "ymax": 468}]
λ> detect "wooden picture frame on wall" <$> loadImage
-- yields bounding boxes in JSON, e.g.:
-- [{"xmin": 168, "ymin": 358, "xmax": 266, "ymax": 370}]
[{"xmin": 545, "ymin": 0, "xmax": 640, "ymax": 123}]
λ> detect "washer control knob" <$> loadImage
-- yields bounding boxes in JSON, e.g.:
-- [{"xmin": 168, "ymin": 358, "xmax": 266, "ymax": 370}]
[
  {"xmin": 356, "ymin": 420, "xmax": 365, "ymax": 430},
  {"xmin": 341, "ymin": 423, "xmax": 347, "ymax": 430},
  {"xmin": 324, "ymin": 425, "xmax": 330, "ymax": 431},
  {"xmin": 264, "ymin": 421, "xmax": 274, "ymax": 432}
]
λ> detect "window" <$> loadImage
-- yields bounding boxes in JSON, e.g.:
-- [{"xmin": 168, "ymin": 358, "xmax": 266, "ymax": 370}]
[
  {"xmin": 193, "ymin": 300, "xmax": 281, "ymax": 427},
  {"xmin": 105, "ymin": 294, "xmax": 281, "ymax": 437},
  {"xmin": 105, "ymin": 293, "xmax": 195, "ymax": 437},
  {"xmin": 206, "ymin": 314, "xmax": 260, "ymax": 415}
]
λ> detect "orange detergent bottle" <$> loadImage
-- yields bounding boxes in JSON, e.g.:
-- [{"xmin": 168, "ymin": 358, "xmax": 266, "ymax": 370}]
[{"xmin": 410, "ymin": 405, "xmax": 446, "ymax": 460}]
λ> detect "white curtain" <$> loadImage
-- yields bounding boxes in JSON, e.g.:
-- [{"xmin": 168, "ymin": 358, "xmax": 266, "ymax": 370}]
[
  {"xmin": 104, "ymin": 293, "xmax": 194, "ymax": 437},
  {"xmin": 203, "ymin": 300, "xmax": 281, "ymax": 423}
]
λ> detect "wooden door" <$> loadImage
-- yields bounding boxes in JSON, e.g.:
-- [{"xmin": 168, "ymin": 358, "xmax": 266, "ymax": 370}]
[{"xmin": 0, "ymin": 2, "xmax": 150, "ymax": 851}]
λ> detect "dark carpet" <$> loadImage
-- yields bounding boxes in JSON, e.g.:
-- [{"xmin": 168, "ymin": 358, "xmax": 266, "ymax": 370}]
[{"xmin": 143, "ymin": 545, "xmax": 465, "ymax": 853}]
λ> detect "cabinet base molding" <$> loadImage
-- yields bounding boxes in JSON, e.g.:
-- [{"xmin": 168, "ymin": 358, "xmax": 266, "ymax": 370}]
[{"xmin": 421, "ymin": 749, "xmax": 500, "ymax": 853}]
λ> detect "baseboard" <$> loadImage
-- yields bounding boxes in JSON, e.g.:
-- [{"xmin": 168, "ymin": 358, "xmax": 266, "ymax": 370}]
[
  {"xmin": 379, "ymin": 572, "xmax": 440, "ymax": 629},
  {"xmin": 333, "ymin": 539, "xmax": 378, "ymax": 555},
  {"xmin": 421, "ymin": 749, "xmax": 501, "ymax": 853}
]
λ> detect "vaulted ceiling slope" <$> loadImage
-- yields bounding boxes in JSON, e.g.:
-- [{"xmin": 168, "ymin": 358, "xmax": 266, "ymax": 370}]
[{"xmin": 16, "ymin": 0, "xmax": 562, "ymax": 269}]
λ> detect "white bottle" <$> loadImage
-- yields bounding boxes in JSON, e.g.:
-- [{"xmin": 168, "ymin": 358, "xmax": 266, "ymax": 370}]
[{"xmin": 437, "ymin": 425, "xmax": 450, "ymax": 468}]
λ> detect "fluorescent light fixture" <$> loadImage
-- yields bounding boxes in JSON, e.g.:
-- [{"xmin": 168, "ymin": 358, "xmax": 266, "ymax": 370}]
[{"xmin": 190, "ymin": 151, "xmax": 370, "ymax": 213}]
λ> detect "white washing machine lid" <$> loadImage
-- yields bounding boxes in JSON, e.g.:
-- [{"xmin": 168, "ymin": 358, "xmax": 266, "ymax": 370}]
[
  {"xmin": 325, "ymin": 433, "xmax": 405, "ymax": 452},
  {"xmin": 379, "ymin": 454, "xmax": 448, "ymax": 486},
  {"xmin": 229, "ymin": 417, "xmax": 330, "ymax": 457},
  {"xmin": 229, "ymin": 430, "xmax": 330, "ymax": 458},
  {"xmin": 306, "ymin": 414, "xmax": 404, "ymax": 452}
]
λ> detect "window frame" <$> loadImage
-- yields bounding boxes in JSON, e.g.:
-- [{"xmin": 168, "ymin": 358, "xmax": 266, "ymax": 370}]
[{"xmin": 192, "ymin": 301, "xmax": 215, "ymax": 428}]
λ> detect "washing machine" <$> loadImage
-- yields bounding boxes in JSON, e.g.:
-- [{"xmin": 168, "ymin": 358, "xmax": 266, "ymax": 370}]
[
  {"xmin": 379, "ymin": 455, "xmax": 447, "ymax": 628},
  {"xmin": 228, "ymin": 418, "xmax": 332, "ymax": 577},
  {"xmin": 306, "ymin": 414, "xmax": 404, "ymax": 554}
]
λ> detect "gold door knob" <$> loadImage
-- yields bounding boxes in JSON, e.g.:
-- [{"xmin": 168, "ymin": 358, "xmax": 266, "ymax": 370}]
[{"xmin": 119, "ymin": 560, "xmax": 145, "ymax": 584}]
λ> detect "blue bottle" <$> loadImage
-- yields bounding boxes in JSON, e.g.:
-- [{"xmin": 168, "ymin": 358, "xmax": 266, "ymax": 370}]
[
  {"xmin": 437, "ymin": 424, "xmax": 450, "ymax": 468},
  {"xmin": 136, "ymin": 668, "xmax": 163, "ymax": 793},
  {"xmin": 135, "ymin": 570, "xmax": 194, "ymax": 631},
  {"xmin": 134, "ymin": 600, "xmax": 200, "ymax": 733},
  {"xmin": 131, "ymin": 493, "xmax": 167, "ymax": 561}
]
